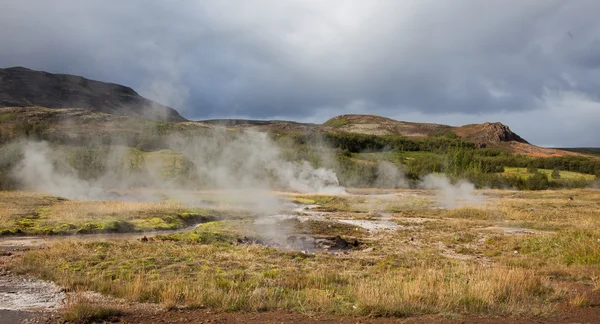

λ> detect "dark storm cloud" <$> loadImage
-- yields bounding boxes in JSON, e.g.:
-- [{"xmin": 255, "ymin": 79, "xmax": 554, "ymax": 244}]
[{"xmin": 1, "ymin": 0, "xmax": 599, "ymax": 146}]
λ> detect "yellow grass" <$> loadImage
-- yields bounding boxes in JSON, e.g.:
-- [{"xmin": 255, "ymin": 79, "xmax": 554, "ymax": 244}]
[
  {"xmin": 503, "ymin": 167, "xmax": 596, "ymax": 181},
  {"xmin": 15, "ymin": 241, "xmax": 556, "ymax": 316},
  {"xmin": 0, "ymin": 191, "xmax": 57, "ymax": 222},
  {"xmin": 0, "ymin": 191, "xmax": 231, "ymax": 235},
  {"xmin": 5, "ymin": 188, "xmax": 600, "ymax": 318},
  {"xmin": 46, "ymin": 200, "xmax": 185, "ymax": 223}
]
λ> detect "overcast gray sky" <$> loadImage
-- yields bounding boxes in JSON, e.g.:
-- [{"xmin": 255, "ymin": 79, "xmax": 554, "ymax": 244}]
[{"xmin": 1, "ymin": 0, "xmax": 599, "ymax": 147}]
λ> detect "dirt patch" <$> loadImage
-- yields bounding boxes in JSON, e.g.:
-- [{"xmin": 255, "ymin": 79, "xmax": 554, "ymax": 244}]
[
  {"xmin": 66, "ymin": 305, "xmax": 600, "ymax": 324},
  {"xmin": 482, "ymin": 226, "xmax": 554, "ymax": 235},
  {"xmin": 0, "ymin": 264, "xmax": 64, "ymax": 324},
  {"xmin": 230, "ymin": 234, "xmax": 362, "ymax": 253},
  {"xmin": 284, "ymin": 235, "xmax": 361, "ymax": 252},
  {"xmin": 0, "ymin": 273, "xmax": 64, "ymax": 312},
  {"xmin": 0, "ymin": 237, "xmax": 46, "ymax": 252},
  {"xmin": 337, "ymin": 219, "xmax": 399, "ymax": 232},
  {"xmin": 0, "ymin": 309, "xmax": 57, "ymax": 324}
]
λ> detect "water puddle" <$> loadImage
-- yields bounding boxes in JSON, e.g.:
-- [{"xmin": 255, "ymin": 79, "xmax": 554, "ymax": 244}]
[{"xmin": 0, "ymin": 222, "xmax": 209, "ymax": 252}]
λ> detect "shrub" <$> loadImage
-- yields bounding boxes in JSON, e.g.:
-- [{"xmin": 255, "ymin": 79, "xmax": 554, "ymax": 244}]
[
  {"xmin": 526, "ymin": 163, "xmax": 538, "ymax": 174},
  {"xmin": 526, "ymin": 172, "xmax": 549, "ymax": 190}
]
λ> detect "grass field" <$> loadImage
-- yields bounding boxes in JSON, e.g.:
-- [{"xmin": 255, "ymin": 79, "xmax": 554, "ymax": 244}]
[
  {"xmin": 502, "ymin": 167, "xmax": 596, "ymax": 181},
  {"xmin": 4, "ymin": 188, "xmax": 600, "ymax": 319},
  {"xmin": 0, "ymin": 191, "xmax": 252, "ymax": 235}
]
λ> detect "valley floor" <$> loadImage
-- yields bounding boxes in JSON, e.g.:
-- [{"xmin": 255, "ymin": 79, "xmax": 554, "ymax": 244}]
[{"xmin": 0, "ymin": 188, "xmax": 599, "ymax": 323}]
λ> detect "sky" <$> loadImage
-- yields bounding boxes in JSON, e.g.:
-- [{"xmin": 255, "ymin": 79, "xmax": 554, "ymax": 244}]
[{"xmin": 1, "ymin": 0, "xmax": 599, "ymax": 147}]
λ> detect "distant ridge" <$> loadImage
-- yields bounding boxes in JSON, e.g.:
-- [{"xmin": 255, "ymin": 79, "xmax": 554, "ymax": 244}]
[
  {"xmin": 0, "ymin": 67, "xmax": 186, "ymax": 121},
  {"xmin": 558, "ymin": 147, "xmax": 600, "ymax": 156},
  {"xmin": 201, "ymin": 119, "xmax": 312, "ymax": 126},
  {"xmin": 322, "ymin": 114, "xmax": 528, "ymax": 145}
]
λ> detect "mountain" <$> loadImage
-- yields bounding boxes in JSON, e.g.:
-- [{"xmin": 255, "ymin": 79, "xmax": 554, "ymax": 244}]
[
  {"xmin": 557, "ymin": 148, "xmax": 600, "ymax": 155},
  {"xmin": 0, "ymin": 67, "xmax": 581, "ymax": 157},
  {"xmin": 0, "ymin": 67, "xmax": 186, "ymax": 122},
  {"xmin": 321, "ymin": 114, "xmax": 528, "ymax": 144}
]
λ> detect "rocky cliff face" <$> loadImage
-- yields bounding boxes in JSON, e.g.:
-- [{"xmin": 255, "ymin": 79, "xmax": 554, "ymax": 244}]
[
  {"xmin": 0, "ymin": 67, "xmax": 187, "ymax": 122},
  {"xmin": 454, "ymin": 122, "xmax": 529, "ymax": 145},
  {"xmin": 484, "ymin": 122, "xmax": 528, "ymax": 143}
]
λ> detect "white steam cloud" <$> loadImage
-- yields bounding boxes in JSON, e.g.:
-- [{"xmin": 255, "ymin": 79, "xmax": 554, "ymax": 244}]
[
  {"xmin": 375, "ymin": 161, "xmax": 409, "ymax": 189},
  {"xmin": 13, "ymin": 141, "xmax": 106, "ymax": 200},
  {"xmin": 5, "ymin": 130, "xmax": 486, "ymax": 214},
  {"xmin": 9, "ymin": 130, "xmax": 344, "ymax": 210},
  {"xmin": 419, "ymin": 173, "xmax": 484, "ymax": 209}
]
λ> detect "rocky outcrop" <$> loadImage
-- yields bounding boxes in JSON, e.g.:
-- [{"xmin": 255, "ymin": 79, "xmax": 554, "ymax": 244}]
[
  {"xmin": 454, "ymin": 122, "xmax": 529, "ymax": 145},
  {"xmin": 321, "ymin": 114, "xmax": 529, "ymax": 145}
]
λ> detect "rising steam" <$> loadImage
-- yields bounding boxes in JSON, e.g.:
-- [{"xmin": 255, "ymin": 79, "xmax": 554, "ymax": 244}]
[
  {"xmin": 375, "ymin": 161, "xmax": 409, "ymax": 189},
  {"xmin": 9, "ymin": 130, "xmax": 344, "ymax": 207},
  {"xmin": 419, "ymin": 173, "xmax": 484, "ymax": 208},
  {"xmin": 4, "ymin": 127, "xmax": 486, "ymax": 214}
]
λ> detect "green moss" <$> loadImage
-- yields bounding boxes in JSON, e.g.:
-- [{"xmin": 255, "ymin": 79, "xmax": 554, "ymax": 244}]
[
  {"xmin": 0, "ymin": 208, "xmax": 222, "ymax": 237},
  {"xmin": 15, "ymin": 218, "xmax": 39, "ymax": 228},
  {"xmin": 262, "ymin": 269, "xmax": 279, "ymax": 279},
  {"xmin": 78, "ymin": 222, "xmax": 104, "ymax": 234},
  {"xmin": 162, "ymin": 230, "xmax": 237, "ymax": 245},
  {"xmin": 61, "ymin": 261, "xmax": 85, "ymax": 272},
  {"xmin": 295, "ymin": 220, "xmax": 368, "ymax": 237},
  {"xmin": 133, "ymin": 217, "xmax": 179, "ymax": 231},
  {"xmin": 158, "ymin": 221, "xmax": 247, "ymax": 244},
  {"xmin": 102, "ymin": 220, "xmax": 135, "ymax": 233},
  {"xmin": 0, "ymin": 228, "xmax": 22, "ymax": 235},
  {"xmin": 0, "ymin": 113, "xmax": 14, "ymax": 122}
]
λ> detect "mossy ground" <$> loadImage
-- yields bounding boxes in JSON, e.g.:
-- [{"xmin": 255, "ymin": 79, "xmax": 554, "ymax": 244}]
[
  {"xmin": 0, "ymin": 191, "xmax": 251, "ymax": 235},
  {"xmin": 5, "ymin": 188, "xmax": 600, "ymax": 318}
]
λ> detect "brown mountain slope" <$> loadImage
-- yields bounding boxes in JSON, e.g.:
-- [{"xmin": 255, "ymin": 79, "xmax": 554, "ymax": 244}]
[
  {"xmin": 321, "ymin": 114, "xmax": 580, "ymax": 157},
  {"xmin": 322, "ymin": 114, "xmax": 452, "ymax": 137},
  {"xmin": 321, "ymin": 114, "xmax": 528, "ymax": 144},
  {"xmin": 0, "ymin": 67, "xmax": 186, "ymax": 122}
]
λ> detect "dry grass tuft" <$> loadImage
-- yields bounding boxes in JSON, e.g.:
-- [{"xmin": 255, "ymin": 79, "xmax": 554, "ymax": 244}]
[
  {"xmin": 14, "ymin": 240, "xmax": 556, "ymax": 317},
  {"xmin": 62, "ymin": 293, "xmax": 123, "ymax": 323},
  {"xmin": 47, "ymin": 200, "xmax": 186, "ymax": 223},
  {"xmin": 569, "ymin": 293, "xmax": 591, "ymax": 308}
]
